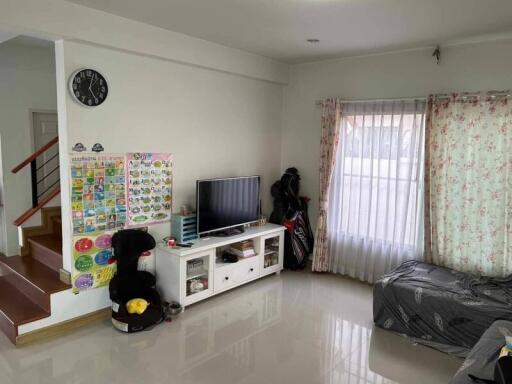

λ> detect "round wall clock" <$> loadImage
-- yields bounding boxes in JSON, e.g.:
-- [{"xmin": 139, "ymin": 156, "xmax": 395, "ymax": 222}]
[{"xmin": 69, "ymin": 69, "xmax": 108, "ymax": 107}]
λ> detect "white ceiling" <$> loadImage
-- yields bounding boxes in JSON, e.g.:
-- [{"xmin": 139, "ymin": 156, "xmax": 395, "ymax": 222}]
[
  {"xmin": 3, "ymin": 36, "xmax": 54, "ymax": 48},
  {"xmin": 65, "ymin": 0, "xmax": 512, "ymax": 63}
]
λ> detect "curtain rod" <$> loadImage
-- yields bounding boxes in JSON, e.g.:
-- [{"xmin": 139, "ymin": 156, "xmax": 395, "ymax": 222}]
[
  {"xmin": 316, "ymin": 91, "xmax": 512, "ymax": 106},
  {"xmin": 431, "ymin": 91, "xmax": 511, "ymax": 99},
  {"xmin": 315, "ymin": 96, "xmax": 426, "ymax": 106}
]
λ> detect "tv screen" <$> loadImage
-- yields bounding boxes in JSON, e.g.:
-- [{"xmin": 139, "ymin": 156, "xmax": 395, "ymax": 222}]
[{"xmin": 196, "ymin": 176, "xmax": 260, "ymax": 234}]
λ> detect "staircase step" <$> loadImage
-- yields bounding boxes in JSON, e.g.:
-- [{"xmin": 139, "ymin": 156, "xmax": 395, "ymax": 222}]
[
  {"xmin": 28, "ymin": 234, "xmax": 63, "ymax": 273},
  {"xmin": 0, "ymin": 255, "xmax": 70, "ymax": 312},
  {"xmin": 0, "ymin": 277, "xmax": 49, "ymax": 344},
  {"xmin": 51, "ymin": 216, "xmax": 62, "ymax": 240}
]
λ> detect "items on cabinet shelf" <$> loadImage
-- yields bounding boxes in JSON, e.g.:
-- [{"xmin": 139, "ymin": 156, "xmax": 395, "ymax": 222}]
[
  {"xmin": 221, "ymin": 251, "xmax": 239, "ymax": 263},
  {"xmin": 187, "ymin": 277, "xmax": 208, "ymax": 295},
  {"xmin": 229, "ymin": 240, "xmax": 255, "ymax": 258},
  {"xmin": 187, "ymin": 258, "xmax": 205, "ymax": 277},
  {"xmin": 186, "ymin": 256, "xmax": 209, "ymax": 296},
  {"xmin": 171, "ymin": 213, "xmax": 198, "ymax": 243},
  {"xmin": 264, "ymin": 237, "xmax": 280, "ymax": 268}
]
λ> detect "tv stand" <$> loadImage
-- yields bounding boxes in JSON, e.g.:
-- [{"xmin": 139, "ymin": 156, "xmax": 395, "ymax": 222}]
[
  {"xmin": 155, "ymin": 224, "xmax": 285, "ymax": 307},
  {"xmin": 207, "ymin": 226, "xmax": 245, "ymax": 237}
]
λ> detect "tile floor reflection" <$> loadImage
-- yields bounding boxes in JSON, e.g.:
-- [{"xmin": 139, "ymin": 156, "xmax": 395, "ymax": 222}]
[{"xmin": 0, "ymin": 270, "xmax": 462, "ymax": 384}]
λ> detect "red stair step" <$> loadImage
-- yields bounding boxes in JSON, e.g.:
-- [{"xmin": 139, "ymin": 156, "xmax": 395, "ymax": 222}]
[
  {"xmin": 0, "ymin": 255, "xmax": 70, "ymax": 312},
  {"xmin": 28, "ymin": 234, "xmax": 63, "ymax": 273},
  {"xmin": 0, "ymin": 277, "xmax": 49, "ymax": 344}
]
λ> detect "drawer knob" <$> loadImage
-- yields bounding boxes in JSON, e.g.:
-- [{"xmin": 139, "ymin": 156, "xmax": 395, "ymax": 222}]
[
  {"xmin": 250, "ymin": 268, "xmax": 254, "ymax": 272},
  {"xmin": 225, "ymin": 276, "xmax": 229, "ymax": 280}
]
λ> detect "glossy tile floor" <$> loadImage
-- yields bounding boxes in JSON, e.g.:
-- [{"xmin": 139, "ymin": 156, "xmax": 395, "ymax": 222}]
[{"xmin": 0, "ymin": 271, "xmax": 462, "ymax": 384}]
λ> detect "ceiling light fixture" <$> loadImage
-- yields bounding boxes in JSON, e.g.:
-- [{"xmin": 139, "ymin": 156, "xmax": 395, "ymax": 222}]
[{"xmin": 306, "ymin": 38, "xmax": 320, "ymax": 43}]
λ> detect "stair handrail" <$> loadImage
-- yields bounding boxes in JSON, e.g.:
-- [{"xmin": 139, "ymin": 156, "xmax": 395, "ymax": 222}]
[
  {"xmin": 11, "ymin": 136, "xmax": 59, "ymax": 174},
  {"xmin": 11, "ymin": 136, "xmax": 61, "ymax": 225},
  {"xmin": 13, "ymin": 186, "xmax": 61, "ymax": 226}
]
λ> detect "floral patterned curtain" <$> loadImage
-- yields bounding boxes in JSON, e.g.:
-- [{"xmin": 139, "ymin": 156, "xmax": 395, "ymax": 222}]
[
  {"xmin": 312, "ymin": 99, "xmax": 342, "ymax": 272},
  {"xmin": 425, "ymin": 92, "xmax": 512, "ymax": 276}
]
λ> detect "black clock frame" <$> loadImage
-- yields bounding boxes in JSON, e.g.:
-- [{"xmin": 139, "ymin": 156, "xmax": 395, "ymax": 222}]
[{"xmin": 69, "ymin": 68, "xmax": 108, "ymax": 107}]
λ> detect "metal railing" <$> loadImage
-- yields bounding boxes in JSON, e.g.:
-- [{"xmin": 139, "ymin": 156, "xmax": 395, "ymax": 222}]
[
  {"xmin": 11, "ymin": 136, "xmax": 60, "ymax": 224},
  {"xmin": 30, "ymin": 151, "xmax": 60, "ymax": 208}
]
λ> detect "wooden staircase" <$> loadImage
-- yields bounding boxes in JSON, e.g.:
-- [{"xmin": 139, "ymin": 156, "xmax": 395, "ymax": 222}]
[{"xmin": 0, "ymin": 208, "xmax": 69, "ymax": 344}]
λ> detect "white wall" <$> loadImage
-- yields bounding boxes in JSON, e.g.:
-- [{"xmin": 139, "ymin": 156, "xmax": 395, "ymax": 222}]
[
  {"xmin": 30, "ymin": 39, "xmax": 285, "ymax": 329},
  {"xmin": 57, "ymin": 40, "xmax": 283, "ymax": 266},
  {"xmin": 281, "ymin": 39, "xmax": 512, "ymax": 228},
  {"xmin": 0, "ymin": 0, "xmax": 288, "ymax": 85},
  {"xmin": 0, "ymin": 0, "xmax": 288, "ymax": 332},
  {"xmin": 0, "ymin": 40, "xmax": 56, "ymax": 255}
]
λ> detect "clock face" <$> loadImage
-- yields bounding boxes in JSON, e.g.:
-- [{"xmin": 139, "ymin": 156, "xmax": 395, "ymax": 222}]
[{"xmin": 69, "ymin": 69, "xmax": 108, "ymax": 107}]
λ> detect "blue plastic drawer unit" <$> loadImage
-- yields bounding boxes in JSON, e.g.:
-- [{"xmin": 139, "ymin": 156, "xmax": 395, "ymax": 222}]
[{"xmin": 171, "ymin": 213, "xmax": 198, "ymax": 243}]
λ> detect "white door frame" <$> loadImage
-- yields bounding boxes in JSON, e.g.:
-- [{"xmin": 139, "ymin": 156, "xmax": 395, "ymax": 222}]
[{"xmin": 29, "ymin": 109, "xmax": 58, "ymax": 152}]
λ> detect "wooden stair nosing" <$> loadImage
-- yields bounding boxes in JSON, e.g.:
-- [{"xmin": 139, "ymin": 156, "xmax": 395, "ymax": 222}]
[
  {"xmin": 1, "ymin": 269, "xmax": 50, "ymax": 313},
  {"xmin": 0, "ymin": 254, "xmax": 70, "ymax": 295},
  {"xmin": 0, "ymin": 310, "xmax": 17, "ymax": 344},
  {"xmin": 20, "ymin": 206, "xmax": 62, "ymax": 257},
  {"xmin": 13, "ymin": 187, "xmax": 61, "ymax": 226},
  {"xmin": 28, "ymin": 235, "xmax": 63, "ymax": 273},
  {"xmin": 0, "ymin": 278, "xmax": 50, "ymax": 343}
]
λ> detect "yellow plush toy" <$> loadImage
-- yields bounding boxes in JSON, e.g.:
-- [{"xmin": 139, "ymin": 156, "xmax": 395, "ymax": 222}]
[{"xmin": 126, "ymin": 298, "xmax": 149, "ymax": 315}]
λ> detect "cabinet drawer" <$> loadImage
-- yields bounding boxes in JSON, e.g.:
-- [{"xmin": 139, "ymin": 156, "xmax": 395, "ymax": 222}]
[
  {"xmin": 214, "ymin": 268, "xmax": 237, "ymax": 293},
  {"xmin": 234, "ymin": 258, "xmax": 260, "ymax": 284}
]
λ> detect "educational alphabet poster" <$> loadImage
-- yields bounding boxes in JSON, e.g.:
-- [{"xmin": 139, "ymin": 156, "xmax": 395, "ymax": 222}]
[
  {"xmin": 72, "ymin": 232, "xmax": 116, "ymax": 293},
  {"xmin": 127, "ymin": 153, "xmax": 173, "ymax": 227},
  {"xmin": 70, "ymin": 154, "xmax": 127, "ymax": 235}
]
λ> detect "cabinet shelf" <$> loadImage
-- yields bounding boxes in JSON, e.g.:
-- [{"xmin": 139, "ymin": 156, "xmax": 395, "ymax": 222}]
[
  {"xmin": 186, "ymin": 272, "xmax": 208, "ymax": 280},
  {"xmin": 155, "ymin": 224, "xmax": 285, "ymax": 307},
  {"xmin": 215, "ymin": 254, "xmax": 259, "ymax": 269},
  {"xmin": 187, "ymin": 288, "xmax": 207, "ymax": 296}
]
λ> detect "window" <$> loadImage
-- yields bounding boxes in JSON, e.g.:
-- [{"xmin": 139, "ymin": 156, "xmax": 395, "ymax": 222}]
[{"xmin": 327, "ymin": 100, "xmax": 426, "ymax": 282}]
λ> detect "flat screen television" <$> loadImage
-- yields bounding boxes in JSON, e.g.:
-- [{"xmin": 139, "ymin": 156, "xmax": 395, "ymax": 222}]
[{"xmin": 196, "ymin": 176, "xmax": 260, "ymax": 236}]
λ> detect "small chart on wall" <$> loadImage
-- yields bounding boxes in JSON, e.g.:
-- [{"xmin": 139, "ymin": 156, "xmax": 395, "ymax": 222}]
[
  {"xmin": 127, "ymin": 153, "xmax": 173, "ymax": 227},
  {"xmin": 70, "ymin": 154, "xmax": 127, "ymax": 234},
  {"xmin": 72, "ymin": 232, "xmax": 116, "ymax": 293}
]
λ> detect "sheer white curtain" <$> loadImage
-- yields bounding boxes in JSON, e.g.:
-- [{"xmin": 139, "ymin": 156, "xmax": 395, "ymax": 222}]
[{"xmin": 327, "ymin": 100, "xmax": 426, "ymax": 283}]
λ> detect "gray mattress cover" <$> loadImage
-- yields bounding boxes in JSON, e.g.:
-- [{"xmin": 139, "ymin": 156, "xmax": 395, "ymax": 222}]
[
  {"xmin": 373, "ymin": 261, "xmax": 512, "ymax": 356},
  {"xmin": 450, "ymin": 320, "xmax": 512, "ymax": 384}
]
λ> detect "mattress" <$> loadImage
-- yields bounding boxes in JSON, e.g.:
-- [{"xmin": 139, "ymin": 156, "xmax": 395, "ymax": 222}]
[{"xmin": 373, "ymin": 261, "xmax": 512, "ymax": 356}]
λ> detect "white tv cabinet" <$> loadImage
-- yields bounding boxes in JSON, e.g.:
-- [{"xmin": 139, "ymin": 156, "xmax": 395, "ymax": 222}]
[{"xmin": 155, "ymin": 223, "xmax": 285, "ymax": 307}]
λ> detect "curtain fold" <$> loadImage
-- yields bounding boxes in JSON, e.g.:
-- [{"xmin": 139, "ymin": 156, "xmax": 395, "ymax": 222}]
[
  {"xmin": 424, "ymin": 92, "xmax": 512, "ymax": 276},
  {"xmin": 312, "ymin": 98, "xmax": 342, "ymax": 272},
  {"xmin": 326, "ymin": 100, "xmax": 426, "ymax": 283}
]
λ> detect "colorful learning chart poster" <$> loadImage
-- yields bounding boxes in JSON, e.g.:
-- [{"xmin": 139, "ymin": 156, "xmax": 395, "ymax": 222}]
[
  {"xmin": 70, "ymin": 154, "xmax": 127, "ymax": 235},
  {"xmin": 127, "ymin": 153, "xmax": 173, "ymax": 226},
  {"xmin": 72, "ymin": 232, "xmax": 116, "ymax": 293}
]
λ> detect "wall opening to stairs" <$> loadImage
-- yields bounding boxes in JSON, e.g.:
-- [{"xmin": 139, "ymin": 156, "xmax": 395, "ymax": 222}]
[
  {"xmin": 0, "ymin": 35, "xmax": 68, "ymax": 344},
  {"xmin": 0, "ymin": 36, "xmax": 58, "ymax": 256}
]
